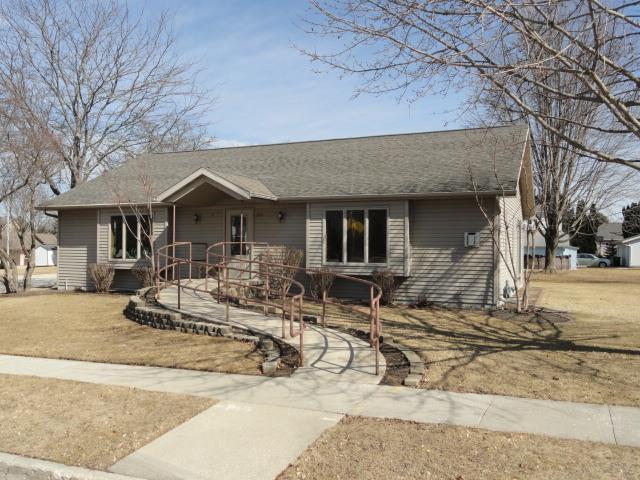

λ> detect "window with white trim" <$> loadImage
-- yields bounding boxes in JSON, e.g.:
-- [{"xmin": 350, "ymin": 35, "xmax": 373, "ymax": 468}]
[
  {"xmin": 109, "ymin": 215, "xmax": 152, "ymax": 260},
  {"xmin": 324, "ymin": 208, "xmax": 387, "ymax": 264}
]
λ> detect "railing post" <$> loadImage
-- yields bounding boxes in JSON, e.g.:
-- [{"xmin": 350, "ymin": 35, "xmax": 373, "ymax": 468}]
[
  {"xmin": 281, "ymin": 294, "xmax": 286, "ymax": 339},
  {"xmin": 155, "ymin": 251, "xmax": 160, "ymax": 300},
  {"xmin": 369, "ymin": 285, "xmax": 375, "ymax": 347},
  {"xmin": 189, "ymin": 243, "xmax": 192, "ymax": 281},
  {"xmin": 177, "ymin": 260, "xmax": 181, "ymax": 310},
  {"xmin": 299, "ymin": 296, "xmax": 304, "ymax": 367},
  {"xmin": 321, "ymin": 289, "xmax": 327, "ymax": 327},
  {"xmin": 205, "ymin": 261, "xmax": 209, "ymax": 292},
  {"xmin": 264, "ymin": 264, "xmax": 270, "ymax": 315},
  {"xmin": 290, "ymin": 296, "xmax": 295, "ymax": 337},
  {"xmin": 217, "ymin": 267, "xmax": 221, "ymax": 304},
  {"xmin": 225, "ymin": 261, "xmax": 230, "ymax": 322}
]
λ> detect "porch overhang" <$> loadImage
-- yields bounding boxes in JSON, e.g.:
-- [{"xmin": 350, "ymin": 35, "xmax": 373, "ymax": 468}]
[{"xmin": 156, "ymin": 167, "xmax": 277, "ymax": 203}]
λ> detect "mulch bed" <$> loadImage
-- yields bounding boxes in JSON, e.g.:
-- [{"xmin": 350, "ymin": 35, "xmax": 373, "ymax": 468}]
[{"xmin": 337, "ymin": 326, "xmax": 410, "ymax": 386}]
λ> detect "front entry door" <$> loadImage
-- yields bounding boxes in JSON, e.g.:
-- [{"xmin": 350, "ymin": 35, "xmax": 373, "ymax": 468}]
[{"xmin": 226, "ymin": 209, "xmax": 253, "ymax": 256}]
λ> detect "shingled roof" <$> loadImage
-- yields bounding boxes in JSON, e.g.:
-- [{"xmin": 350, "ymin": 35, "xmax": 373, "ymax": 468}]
[{"xmin": 43, "ymin": 125, "xmax": 529, "ymax": 208}]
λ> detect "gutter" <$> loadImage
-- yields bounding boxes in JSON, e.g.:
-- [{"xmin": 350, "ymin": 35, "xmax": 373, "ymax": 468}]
[
  {"xmin": 37, "ymin": 190, "xmax": 518, "ymax": 210},
  {"xmin": 274, "ymin": 190, "xmax": 518, "ymax": 202},
  {"xmin": 36, "ymin": 201, "xmax": 174, "ymax": 211}
]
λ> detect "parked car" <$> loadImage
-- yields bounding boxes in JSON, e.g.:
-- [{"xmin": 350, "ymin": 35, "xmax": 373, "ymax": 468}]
[{"xmin": 577, "ymin": 253, "xmax": 611, "ymax": 267}]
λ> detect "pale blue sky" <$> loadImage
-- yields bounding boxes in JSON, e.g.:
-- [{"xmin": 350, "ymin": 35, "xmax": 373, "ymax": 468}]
[{"xmin": 146, "ymin": 0, "xmax": 465, "ymax": 146}]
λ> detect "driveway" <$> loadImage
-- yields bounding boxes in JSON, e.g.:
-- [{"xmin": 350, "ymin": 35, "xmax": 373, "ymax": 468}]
[{"xmin": 0, "ymin": 272, "xmax": 57, "ymax": 292}]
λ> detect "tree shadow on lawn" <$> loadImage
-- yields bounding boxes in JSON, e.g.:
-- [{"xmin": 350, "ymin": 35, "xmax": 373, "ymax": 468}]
[{"xmin": 321, "ymin": 303, "xmax": 640, "ymax": 402}]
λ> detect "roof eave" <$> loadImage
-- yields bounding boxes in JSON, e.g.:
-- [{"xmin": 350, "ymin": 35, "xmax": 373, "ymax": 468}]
[
  {"xmin": 276, "ymin": 190, "xmax": 517, "ymax": 202},
  {"xmin": 37, "ymin": 201, "xmax": 174, "ymax": 211}
]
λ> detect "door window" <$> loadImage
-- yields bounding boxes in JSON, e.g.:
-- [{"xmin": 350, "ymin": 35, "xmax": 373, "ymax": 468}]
[{"xmin": 230, "ymin": 214, "xmax": 248, "ymax": 255}]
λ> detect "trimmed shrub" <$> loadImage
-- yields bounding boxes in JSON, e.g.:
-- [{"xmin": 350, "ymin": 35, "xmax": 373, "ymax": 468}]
[
  {"xmin": 88, "ymin": 263, "xmax": 115, "ymax": 293},
  {"xmin": 372, "ymin": 269, "xmax": 397, "ymax": 305},
  {"xmin": 309, "ymin": 268, "xmax": 336, "ymax": 300},
  {"xmin": 132, "ymin": 265, "xmax": 155, "ymax": 288}
]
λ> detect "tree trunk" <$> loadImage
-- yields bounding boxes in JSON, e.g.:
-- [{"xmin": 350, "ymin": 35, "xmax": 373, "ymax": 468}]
[
  {"xmin": 543, "ymin": 229, "xmax": 560, "ymax": 274},
  {"xmin": 21, "ymin": 247, "xmax": 36, "ymax": 291},
  {"xmin": 0, "ymin": 253, "xmax": 19, "ymax": 294}
]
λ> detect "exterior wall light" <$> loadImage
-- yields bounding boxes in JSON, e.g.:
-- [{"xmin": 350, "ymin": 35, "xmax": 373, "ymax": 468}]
[
  {"xmin": 277, "ymin": 211, "xmax": 285, "ymax": 223},
  {"xmin": 193, "ymin": 213, "xmax": 200, "ymax": 224}
]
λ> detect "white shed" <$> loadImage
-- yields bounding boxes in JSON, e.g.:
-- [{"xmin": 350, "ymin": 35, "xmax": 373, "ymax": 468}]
[{"xmin": 619, "ymin": 234, "xmax": 640, "ymax": 267}]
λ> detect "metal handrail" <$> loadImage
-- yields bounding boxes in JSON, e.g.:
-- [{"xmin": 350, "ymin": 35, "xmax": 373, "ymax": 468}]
[
  {"xmin": 156, "ymin": 241, "xmax": 306, "ymax": 365},
  {"xmin": 205, "ymin": 241, "xmax": 383, "ymax": 375},
  {"xmin": 154, "ymin": 240, "xmax": 382, "ymax": 374}
]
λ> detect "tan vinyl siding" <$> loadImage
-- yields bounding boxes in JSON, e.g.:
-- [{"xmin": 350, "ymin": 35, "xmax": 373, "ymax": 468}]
[
  {"xmin": 497, "ymin": 192, "xmax": 524, "ymax": 296},
  {"xmin": 57, "ymin": 209, "xmax": 97, "ymax": 290},
  {"xmin": 96, "ymin": 207, "xmax": 168, "ymax": 290},
  {"xmin": 254, "ymin": 204, "xmax": 306, "ymax": 251},
  {"xmin": 395, "ymin": 198, "xmax": 496, "ymax": 306},
  {"xmin": 174, "ymin": 207, "xmax": 224, "ymax": 260},
  {"xmin": 306, "ymin": 201, "xmax": 408, "ymax": 276}
]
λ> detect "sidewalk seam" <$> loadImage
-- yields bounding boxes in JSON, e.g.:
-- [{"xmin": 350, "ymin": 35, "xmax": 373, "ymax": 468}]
[
  {"xmin": 607, "ymin": 405, "xmax": 619, "ymax": 445},
  {"xmin": 477, "ymin": 395, "xmax": 494, "ymax": 427}
]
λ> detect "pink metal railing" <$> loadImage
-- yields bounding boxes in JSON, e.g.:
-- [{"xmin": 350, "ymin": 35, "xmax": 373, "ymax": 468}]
[
  {"xmin": 155, "ymin": 241, "xmax": 383, "ymax": 374},
  {"xmin": 156, "ymin": 241, "xmax": 306, "ymax": 365}
]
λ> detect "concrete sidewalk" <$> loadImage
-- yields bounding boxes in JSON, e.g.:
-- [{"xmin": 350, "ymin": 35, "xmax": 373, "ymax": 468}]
[{"xmin": 1, "ymin": 354, "xmax": 639, "ymax": 480}]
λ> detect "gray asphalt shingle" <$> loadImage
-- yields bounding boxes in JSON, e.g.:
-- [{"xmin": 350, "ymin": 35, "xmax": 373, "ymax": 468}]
[{"xmin": 44, "ymin": 125, "xmax": 528, "ymax": 208}]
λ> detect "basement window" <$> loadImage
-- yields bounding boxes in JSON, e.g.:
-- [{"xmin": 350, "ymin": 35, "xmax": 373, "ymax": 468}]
[{"xmin": 324, "ymin": 208, "xmax": 388, "ymax": 264}]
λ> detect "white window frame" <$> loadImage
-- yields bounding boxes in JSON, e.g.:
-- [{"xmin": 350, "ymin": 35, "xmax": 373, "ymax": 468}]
[
  {"xmin": 322, "ymin": 207, "xmax": 389, "ymax": 266},
  {"xmin": 108, "ymin": 215, "xmax": 146, "ymax": 261}
]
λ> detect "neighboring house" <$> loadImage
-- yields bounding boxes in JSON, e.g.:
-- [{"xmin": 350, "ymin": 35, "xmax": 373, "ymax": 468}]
[
  {"xmin": 41, "ymin": 125, "xmax": 534, "ymax": 307},
  {"xmin": 618, "ymin": 234, "xmax": 640, "ymax": 267},
  {"xmin": 0, "ymin": 224, "xmax": 57, "ymax": 267},
  {"xmin": 526, "ymin": 230, "xmax": 578, "ymax": 270},
  {"xmin": 596, "ymin": 222, "xmax": 623, "ymax": 256},
  {"xmin": 30, "ymin": 234, "xmax": 58, "ymax": 267}
]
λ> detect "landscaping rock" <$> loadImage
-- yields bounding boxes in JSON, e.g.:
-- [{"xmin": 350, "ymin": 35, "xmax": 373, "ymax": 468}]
[
  {"xmin": 403, "ymin": 374, "xmax": 423, "ymax": 387},
  {"xmin": 233, "ymin": 334, "xmax": 260, "ymax": 343},
  {"xmin": 261, "ymin": 359, "xmax": 279, "ymax": 375},
  {"xmin": 216, "ymin": 326, "xmax": 233, "ymax": 336},
  {"xmin": 258, "ymin": 338, "xmax": 275, "ymax": 351}
]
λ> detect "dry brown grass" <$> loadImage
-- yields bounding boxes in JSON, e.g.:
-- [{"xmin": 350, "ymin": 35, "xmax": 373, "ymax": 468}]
[
  {"xmin": 531, "ymin": 268, "xmax": 640, "ymax": 324},
  {"xmin": 0, "ymin": 374, "xmax": 214, "ymax": 470},
  {"xmin": 309, "ymin": 269, "xmax": 640, "ymax": 406},
  {"xmin": 0, "ymin": 293, "xmax": 263, "ymax": 374},
  {"xmin": 278, "ymin": 416, "xmax": 640, "ymax": 480},
  {"xmin": 0, "ymin": 265, "xmax": 57, "ymax": 275}
]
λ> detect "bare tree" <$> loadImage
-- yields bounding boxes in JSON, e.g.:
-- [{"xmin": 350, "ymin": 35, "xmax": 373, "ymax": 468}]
[
  {"xmin": 0, "ymin": 101, "xmax": 51, "ymax": 293},
  {"xmin": 0, "ymin": 0, "xmax": 213, "ymax": 194},
  {"xmin": 304, "ymin": 1, "xmax": 640, "ymax": 170},
  {"xmin": 109, "ymin": 167, "xmax": 157, "ymax": 284},
  {"xmin": 469, "ymin": 154, "xmax": 535, "ymax": 313},
  {"xmin": 7, "ymin": 184, "xmax": 47, "ymax": 291},
  {"xmin": 0, "ymin": 218, "xmax": 19, "ymax": 293},
  {"xmin": 466, "ymin": 37, "xmax": 636, "ymax": 272}
]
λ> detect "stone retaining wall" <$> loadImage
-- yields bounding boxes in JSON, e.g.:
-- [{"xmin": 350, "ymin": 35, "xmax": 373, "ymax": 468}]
[{"xmin": 124, "ymin": 292, "xmax": 281, "ymax": 374}]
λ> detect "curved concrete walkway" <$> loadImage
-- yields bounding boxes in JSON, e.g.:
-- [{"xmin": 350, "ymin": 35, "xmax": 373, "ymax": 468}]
[{"xmin": 157, "ymin": 281, "xmax": 386, "ymax": 385}]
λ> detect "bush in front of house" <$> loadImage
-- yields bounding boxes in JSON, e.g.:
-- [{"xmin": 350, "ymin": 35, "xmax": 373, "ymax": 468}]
[
  {"xmin": 88, "ymin": 263, "xmax": 115, "ymax": 293},
  {"xmin": 258, "ymin": 245, "xmax": 304, "ymax": 297},
  {"xmin": 372, "ymin": 269, "xmax": 397, "ymax": 305},
  {"xmin": 309, "ymin": 268, "xmax": 336, "ymax": 300},
  {"xmin": 132, "ymin": 265, "xmax": 155, "ymax": 288}
]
